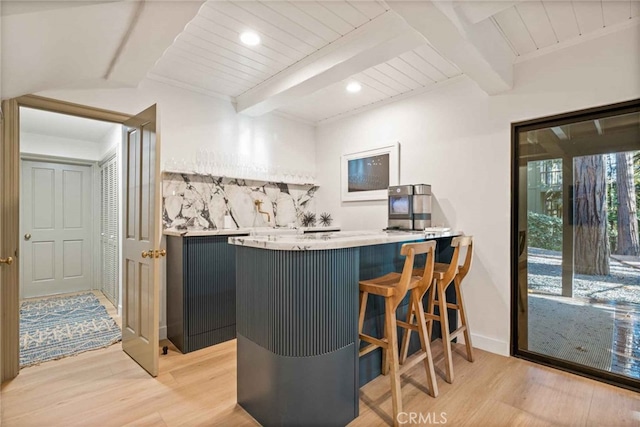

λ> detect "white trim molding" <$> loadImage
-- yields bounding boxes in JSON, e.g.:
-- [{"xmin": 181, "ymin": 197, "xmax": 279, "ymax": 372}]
[{"xmin": 471, "ymin": 333, "xmax": 510, "ymax": 357}]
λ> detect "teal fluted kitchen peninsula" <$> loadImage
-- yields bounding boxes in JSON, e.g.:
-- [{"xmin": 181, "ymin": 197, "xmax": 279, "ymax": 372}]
[{"xmin": 229, "ymin": 230, "xmax": 457, "ymax": 427}]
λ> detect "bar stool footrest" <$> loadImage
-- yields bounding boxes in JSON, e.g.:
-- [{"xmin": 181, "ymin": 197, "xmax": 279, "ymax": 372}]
[
  {"xmin": 449, "ymin": 326, "xmax": 467, "ymax": 341},
  {"xmin": 398, "ymin": 351, "xmax": 427, "ymax": 372},
  {"xmin": 359, "ymin": 334, "xmax": 388, "ymax": 357}
]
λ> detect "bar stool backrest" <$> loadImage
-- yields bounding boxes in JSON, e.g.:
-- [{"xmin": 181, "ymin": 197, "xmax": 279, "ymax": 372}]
[
  {"xmin": 450, "ymin": 236, "xmax": 474, "ymax": 282},
  {"xmin": 391, "ymin": 245, "xmax": 416, "ymax": 310},
  {"xmin": 400, "ymin": 241, "xmax": 437, "ymax": 303}
]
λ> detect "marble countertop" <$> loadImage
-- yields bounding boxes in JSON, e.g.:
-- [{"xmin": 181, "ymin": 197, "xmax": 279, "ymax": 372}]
[
  {"xmin": 163, "ymin": 226, "xmax": 341, "ymax": 237},
  {"xmin": 228, "ymin": 230, "xmax": 457, "ymax": 251}
]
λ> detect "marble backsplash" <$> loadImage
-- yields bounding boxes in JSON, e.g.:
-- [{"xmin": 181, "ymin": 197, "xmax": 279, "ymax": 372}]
[{"xmin": 163, "ymin": 173, "xmax": 318, "ymax": 230}]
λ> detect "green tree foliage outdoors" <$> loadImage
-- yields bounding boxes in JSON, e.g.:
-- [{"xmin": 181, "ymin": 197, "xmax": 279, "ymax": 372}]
[{"xmin": 527, "ymin": 211, "xmax": 562, "ymax": 251}]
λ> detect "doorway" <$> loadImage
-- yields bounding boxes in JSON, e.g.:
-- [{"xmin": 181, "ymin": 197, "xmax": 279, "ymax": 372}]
[
  {"xmin": 512, "ymin": 99, "xmax": 640, "ymax": 391},
  {"xmin": 18, "ymin": 107, "xmax": 123, "ymax": 368},
  {"xmin": 2, "ymin": 95, "xmax": 161, "ymax": 381}
]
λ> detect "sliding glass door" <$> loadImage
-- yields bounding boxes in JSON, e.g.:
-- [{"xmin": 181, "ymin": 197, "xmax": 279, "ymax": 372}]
[{"xmin": 512, "ymin": 100, "xmax": 640, "ymax": 391}]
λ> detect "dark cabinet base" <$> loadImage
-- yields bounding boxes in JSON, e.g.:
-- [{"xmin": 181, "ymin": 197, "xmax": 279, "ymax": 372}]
[
  {"xmin": 237, "ymin": 334, "xmax": 356, "ymax": 427},
  {"xmin": 167, "ymin": 235, "xmax": 243, "ymax": 353}
]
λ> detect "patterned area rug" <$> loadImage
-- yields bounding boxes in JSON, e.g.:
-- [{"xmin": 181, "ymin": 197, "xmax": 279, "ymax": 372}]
[{"xmin": 20, "ymin": 293, "xmax": 122, "ymax": 368}]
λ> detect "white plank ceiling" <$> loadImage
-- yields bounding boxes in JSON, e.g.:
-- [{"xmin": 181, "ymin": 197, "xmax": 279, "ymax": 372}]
[
  {"xmin": 492, "ymin": 0, "xmax": 639, "ymax": 57},
  {"xmin": 276, "ymin": 44, "xmax": 462, "ymax": 123},
  {"xmin": 147, "ymin": 0, "xmax": 639, "ymax": 123},
  {"xmin": 147, "ymin": 0, "xmax": 389, "ymax": 98}
]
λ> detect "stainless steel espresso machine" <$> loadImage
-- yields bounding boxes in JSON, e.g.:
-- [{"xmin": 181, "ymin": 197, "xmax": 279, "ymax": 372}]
[{"xmin": 387, "ymin": 184, "xmax": 432, "ymax": 230}]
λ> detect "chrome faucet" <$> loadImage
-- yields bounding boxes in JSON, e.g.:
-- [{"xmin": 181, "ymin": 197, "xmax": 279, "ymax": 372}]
[{"xmin": 254, "ymin": 200, "xmax": 271, "ymax": 223}]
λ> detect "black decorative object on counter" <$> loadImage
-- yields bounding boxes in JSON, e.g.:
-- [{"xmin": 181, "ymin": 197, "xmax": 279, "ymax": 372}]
[
  {"xmin": 319, "ymin": 212, "xmax": 333, "ymax": 226},
  {"xmin": 300, "ymin": 211, "xmax": 316, "ymax": 227}
]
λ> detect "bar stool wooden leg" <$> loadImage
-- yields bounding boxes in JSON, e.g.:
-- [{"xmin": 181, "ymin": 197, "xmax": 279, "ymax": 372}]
[
  {"xmin": 413, "ymin": 292, "xmax": 438, "ymax": 398},
  {"xmin": 385, "ymin": 298, "xmax": 402, "ymax": 427},
  {"xmin": 397, "ymin": 291, "xmax": 438, "ymax": 398},
  {"xmin": 438, "ymin": 280, "xmax": 454, "ymax": 384},
  {"xmin": 426, "ymin": 282, "xmax": 437, "ymax": 340},
  {"xmin": 454, "ymin": 276, "xmax": 474, "ymax": 362},
  {"xmin": 399, "ymin": 304, "xmax": 414, "ymax": 364},
  {"xmin": 381, "ymin": 313, "xmax": 389, "ymax": 376},
  {"xmin": 358, "ymin": 291, "xmax": 368, "ymax": 336}
]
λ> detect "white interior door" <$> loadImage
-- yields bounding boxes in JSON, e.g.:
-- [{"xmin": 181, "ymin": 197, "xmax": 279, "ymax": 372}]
[
  {"xmin": 100, "ymin": 156, "xmax": 118, "ymax": 307},
  {"xmin": 122, "ymin": 105, "xmax": 161, "ymax": 377},
  {"xmin": 21, "ymin": 160, "xmax": 93, "ymax": 298}
]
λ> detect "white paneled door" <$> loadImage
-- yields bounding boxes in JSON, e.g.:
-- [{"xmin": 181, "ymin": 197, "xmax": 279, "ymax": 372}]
[
  {"xmin": 122, "ymin": 105, "xmax": 161, "ymax": 377},
  {"xmin": 21, "ymin": 161, "xmax": 93, "ymax": 298}
]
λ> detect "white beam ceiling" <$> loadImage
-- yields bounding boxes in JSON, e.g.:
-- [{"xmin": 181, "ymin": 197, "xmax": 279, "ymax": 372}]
[
  {"xmin": 387, "ymin": 0, "xmax": 514, "ymax": 95},
  {"xmin": 3, "ymin": 0, "xmax": 636, "ymax": 123},
  {"xmin": 107, "ymin": 1, "xmax": 205, "ymax": 87},
  {"xmin": 0, "ymin": 0, "xmax": 121, "ymax": 17},
  {"xmin": 1, "ymin": 2, "xmax": 136, "ymax": 99},
  {"xmin": 235, "ymin": 11, "xmax": 427, "ymax": 116},
  {"xmin": 1, "ymin": 0, "xmax": 202, "ymax": 99},
  {"xmin": 455, "ymin": 1, "xmax": 522, "ymax": 24}
]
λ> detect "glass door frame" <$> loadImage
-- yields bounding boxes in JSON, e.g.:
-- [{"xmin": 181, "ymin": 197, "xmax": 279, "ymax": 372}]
[{"xmin": 510, "ymin": 98, "xmax": 640, "ymax": 393}]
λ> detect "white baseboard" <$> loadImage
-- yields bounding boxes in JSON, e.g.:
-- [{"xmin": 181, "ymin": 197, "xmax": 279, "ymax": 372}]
[
  {"xmin": 471, "ymin": 333, "xmax": 509, "ymax": 357},
  {"xmin": 159, "ymin": 325, "xmax": 167, "ymax": 340}
]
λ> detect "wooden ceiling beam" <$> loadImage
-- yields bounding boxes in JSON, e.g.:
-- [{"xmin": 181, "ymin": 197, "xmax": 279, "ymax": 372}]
[
  {"xmin": 388, "ymin": 0, "xmax": 514, "ymax": 95},
  {"xmin": 455, "ymin": 1, "xmax": 524, "ymax": 24},
  {"xmin": 235, "ymin": 11, "xmax": 426, "ymax": 117}
]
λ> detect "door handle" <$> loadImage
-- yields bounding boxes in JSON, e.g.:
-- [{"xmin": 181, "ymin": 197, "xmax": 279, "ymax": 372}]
[
  {"xmin": 155, "ymin": 249, "xmax": 167, "ymax": 258},
  {"xmin": 142, "ymin": 249, "xmax": 166, "ymax": 259},
  {"xmin": 24, "ymin": 233, "xmax": 31, "ymax": 241},
  {"xmin": 0, "ymin": 257, "xmax": 13, "ymax": 266}
]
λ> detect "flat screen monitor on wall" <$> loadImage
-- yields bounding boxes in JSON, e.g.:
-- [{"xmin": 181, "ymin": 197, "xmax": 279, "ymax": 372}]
[{"xmin": 347, "ymin": 154, "xmax": 390, "ymax": 192}]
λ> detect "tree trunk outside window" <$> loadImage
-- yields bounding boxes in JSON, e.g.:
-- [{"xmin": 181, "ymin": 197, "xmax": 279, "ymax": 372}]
[
  {"xmin": 574, "ymin": 155, "xmax": 610, "ymax": 275},
  {"xmin": 615, "ymin": 152, "xmax": 640, "ymax": 256}
]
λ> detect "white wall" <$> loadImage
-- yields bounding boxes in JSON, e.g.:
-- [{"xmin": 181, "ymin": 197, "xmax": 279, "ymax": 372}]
[
  {"xmin": 20, "ymin": 132, "xmax": 102, "ymax": 160},
  {"xmin": 36, "ymin": 79, "xmax": 317, "ymax": 339},
  {"xmin": 314, "ymin": 25, "xmax": 640, "ymax": 355},
  {"xmin": 99, "ymin": 125, "xmax": 121, "ymax": 160},
  {"xmin": 38, "ymin": 79, "xmax": 317, "ymax": 173}
]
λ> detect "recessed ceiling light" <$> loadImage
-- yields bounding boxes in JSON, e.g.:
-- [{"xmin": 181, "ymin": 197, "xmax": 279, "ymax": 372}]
[
  {"xmin": 240, "ymin": 31, "xmax": 261, "ymax": 46},
  {"xmin": 346, "ymin": 82, "xmax": 362, "ymax": 93}
]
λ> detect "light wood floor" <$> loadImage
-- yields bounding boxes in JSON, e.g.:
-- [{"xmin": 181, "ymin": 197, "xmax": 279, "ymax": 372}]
[{"xmin": 1, "ymin": 338, "xmax": 638, "ymax": 426}]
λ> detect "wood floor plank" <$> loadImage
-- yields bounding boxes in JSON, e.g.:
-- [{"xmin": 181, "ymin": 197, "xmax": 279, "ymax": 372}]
[
  {"xmin": 586, "ymin": 380, "xmax": 640, "ymax": 426},
  {"xmin": 461, "ymin": 399, "xmax": 557, "ymax": 427},
  {"xmin": 121, "ymin": 412, "xmax": 168, "ymax": 427},
  {"xmin": 490, "ymin": 361, "xmax": 595, "ymax": 426},
  {"xmin": 2, "ymin": 338, "xmax": 638, "ymax": 427}
]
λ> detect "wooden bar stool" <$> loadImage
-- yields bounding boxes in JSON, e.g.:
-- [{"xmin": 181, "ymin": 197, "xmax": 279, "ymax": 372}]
[
  {"xmin": 358, "ymin": 241, "xmax": 439, "ymax": 427},
  {"xmin": 425, "ymin": 235, "xmax": 474, "ymax": 384}
]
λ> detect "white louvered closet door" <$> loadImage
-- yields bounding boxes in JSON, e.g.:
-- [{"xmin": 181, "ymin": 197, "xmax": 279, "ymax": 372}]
[{"xmin": 100, "ymin": 156, "xmax": 118, "ymax": 307}]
